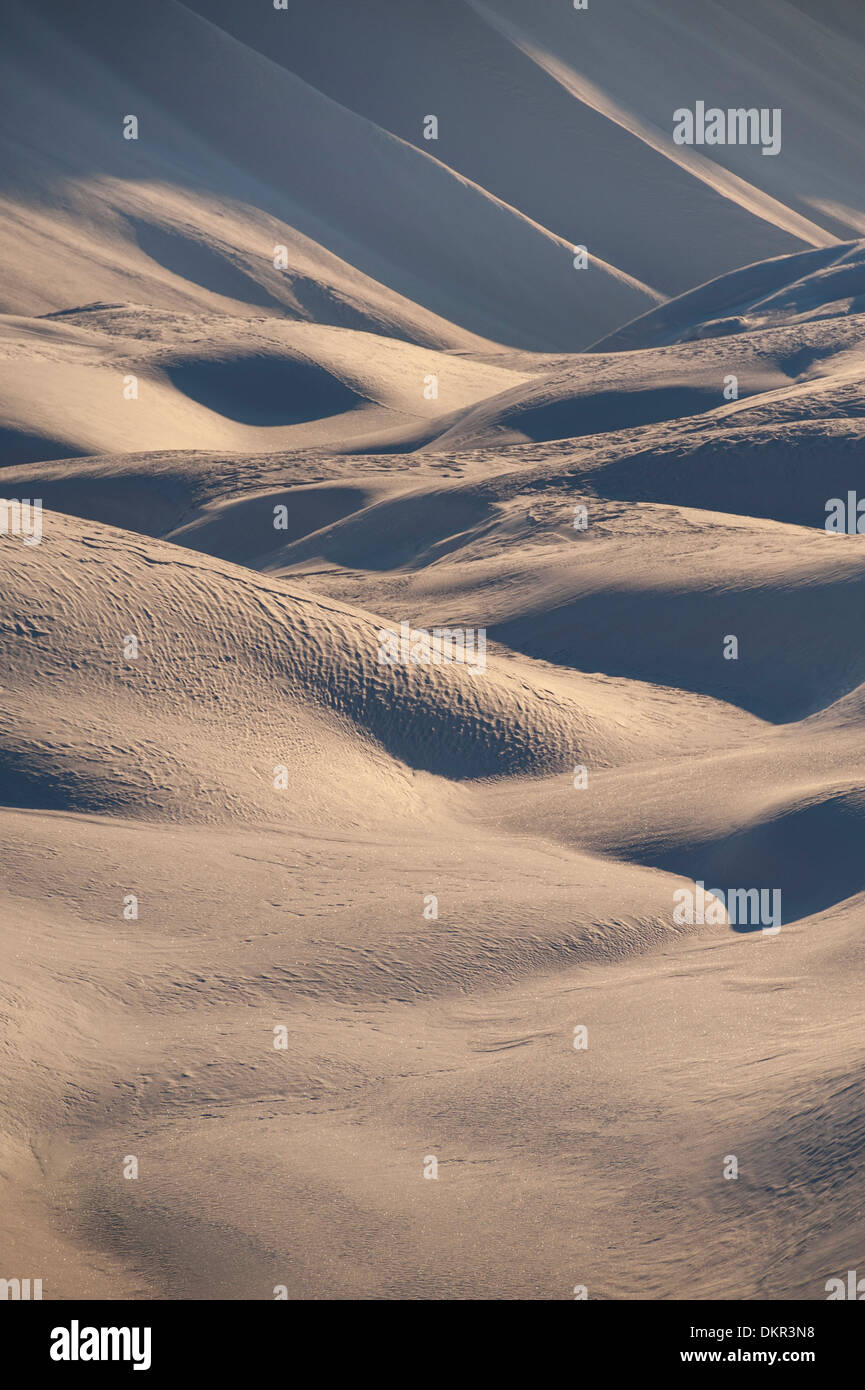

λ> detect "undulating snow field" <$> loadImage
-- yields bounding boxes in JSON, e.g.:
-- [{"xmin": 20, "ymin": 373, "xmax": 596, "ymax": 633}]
[{"xmin": 2, "ymin": 0, "xmax": 865, "ymax": 1299}]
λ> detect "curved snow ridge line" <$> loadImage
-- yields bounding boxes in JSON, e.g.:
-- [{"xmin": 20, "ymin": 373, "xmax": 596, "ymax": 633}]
[
  {"xmin": 378, "ymin": 134, "xmax": 663, "ymax": 303},
  {"xmin": 590, "ymin": 240, "xmax": 865, "ymax": 352},
  {"xmin": 2, "ymin": 511, "xmax": 741, "ymax": 789},
  {"xmin": 180, "ymin": 0, "xmax": 660, "ymax": 302},
  {"xmin": 120, "ymin": 0, "xmax": 664, "ymax": 341},
  {"xmin": 468, "ymin": 0, "xmax": 836, "ymax": 252},
  {"xmin": 270, "ymin": 71, "xmax": 659, "ymax": 302},
  {"xmin": 0, "ymin": 1, "xmax": 656, "ymax": 349}
]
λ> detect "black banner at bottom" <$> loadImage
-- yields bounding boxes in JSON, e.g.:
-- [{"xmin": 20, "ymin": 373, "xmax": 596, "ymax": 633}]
[{"xmin": 5, "ymin": 1297, "xmax": 860, "ymax": 1376}]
